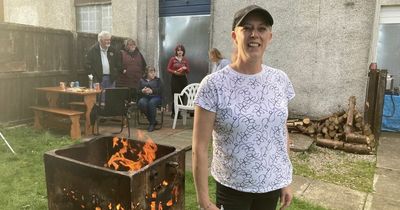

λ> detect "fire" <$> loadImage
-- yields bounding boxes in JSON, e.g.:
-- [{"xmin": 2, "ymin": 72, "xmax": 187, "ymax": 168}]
[
  {"xmin": 62, "ymin": 187, "xmax": 126, "ymax": 210},
  {"xmin": 106, "ymin": 134, "xmax": 158, "ymax": 172},
  {"xmin": 147, "ymin": 179, "xmax": 180, "ymax": 210}
]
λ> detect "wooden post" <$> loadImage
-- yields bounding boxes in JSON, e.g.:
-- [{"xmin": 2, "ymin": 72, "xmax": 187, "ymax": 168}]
[
  {"xmin": 364, "ymin": 70, "xmax": 379, "ymax": 128},
  {"xmin": 373, "ymin": 69, "xmax": 387, "ymax": 141},
  {"xmin": 33, "ymin": 110, "xmax": 43, "ymax": 129},
  {"xmin": 69, "ymin": 115, "xmax": 81, "ymax": 140}
]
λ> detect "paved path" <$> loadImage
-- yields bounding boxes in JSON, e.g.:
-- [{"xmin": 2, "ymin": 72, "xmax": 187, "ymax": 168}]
[{"xmin": 93, "ymin": 115, "xmax": 400, "ymax": 210}]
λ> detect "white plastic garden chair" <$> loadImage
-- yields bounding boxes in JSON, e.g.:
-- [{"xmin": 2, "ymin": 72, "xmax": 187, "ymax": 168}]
[{"xmin": 172, "ymin": 83, "xmax": 200, "ymax": 129}]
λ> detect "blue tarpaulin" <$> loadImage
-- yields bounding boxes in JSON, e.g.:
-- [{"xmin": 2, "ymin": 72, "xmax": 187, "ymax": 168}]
[{"xmin": 381, "ymin": 94, "xmax": 400, "ymax": 132}]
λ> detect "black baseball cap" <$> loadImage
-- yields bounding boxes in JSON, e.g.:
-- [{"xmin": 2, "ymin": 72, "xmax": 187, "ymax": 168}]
[{"xmin": 232, "ymin": 5, "xmax": 274, "ymax": 30}]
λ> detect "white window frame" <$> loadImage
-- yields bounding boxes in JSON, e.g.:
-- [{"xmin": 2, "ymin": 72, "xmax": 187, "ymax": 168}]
[{"xmin": 76, "ymin": 4, "xmax": 112, "ymax": 33}]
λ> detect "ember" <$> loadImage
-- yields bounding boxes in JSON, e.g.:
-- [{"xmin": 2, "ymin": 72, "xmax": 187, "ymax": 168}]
[{"xmin": 146, "ymin": 179, "xmax": 180, "ymax": 210}]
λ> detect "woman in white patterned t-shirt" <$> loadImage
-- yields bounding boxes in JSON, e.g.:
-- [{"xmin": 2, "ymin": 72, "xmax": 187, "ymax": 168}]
[{"xmin": 192, "ymin": 5, "xmax": 295, "ymax": 210}]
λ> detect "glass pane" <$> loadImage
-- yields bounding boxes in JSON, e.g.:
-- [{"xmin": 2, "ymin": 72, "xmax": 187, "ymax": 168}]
[{"xmin": 377, "ymin": 24, "xmax": 400, "ymax": 88}]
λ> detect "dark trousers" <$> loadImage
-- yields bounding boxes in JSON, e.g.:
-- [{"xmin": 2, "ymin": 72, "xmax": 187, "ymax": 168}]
[
  {"xmin": 100, "ymin": 75, "xmax": 115, "ymax": 102},
  {"xmin": 216, "ymin": 181, "xmax": 280, "ymax": 210},
  {"xmin": 138, "ymin": 96, "xmax": 161, "ymax": 125},
  {"xmin": 170, "ymin": 75, "xmax": 188, "ymax": 115}
]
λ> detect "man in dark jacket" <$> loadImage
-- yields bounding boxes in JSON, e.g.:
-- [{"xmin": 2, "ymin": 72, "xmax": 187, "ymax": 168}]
[{"xmin": 85, "ymin": 31, "xmax": 121, "ymax": 89}]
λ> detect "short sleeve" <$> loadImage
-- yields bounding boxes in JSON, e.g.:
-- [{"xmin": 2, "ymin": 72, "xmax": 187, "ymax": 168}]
[{"xmin": 194, "ymin": 75, "xmax": 218, "ymax": 113}]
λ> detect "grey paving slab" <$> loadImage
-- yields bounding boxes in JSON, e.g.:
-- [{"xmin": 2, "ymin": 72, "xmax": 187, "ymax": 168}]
[
  {"xmin": 368, "ymin": 194, "xmax": 400, "ymax": 210},
  {"xmin": 291, "ymin": 175, "xmax": 312, "ymax": 197},
  {"xmin": 300, "ymin": 180, "xmax": 367, "ymax": 210},
  {"xmin": 363, "ymin": 193, "xmax": 374, "ymax": 210},
  {"xmin": 373, "ymin": 168, "xmax": 400, "ymax": 201},
  {"xmin": 377, "ymin": 132, "xmax": 400, "ymax": 171},
  {"xmin": 185, "ymin": 150, "xmax": 193, "ymax": 172}
]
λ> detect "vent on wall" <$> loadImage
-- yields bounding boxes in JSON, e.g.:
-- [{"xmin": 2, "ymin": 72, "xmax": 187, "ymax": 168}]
[
  {"xmin": 380, "ymin": 6, "xmax": 400, "ymax": 24},
  {"xmin": 159, "ymin": 0, "xmax": 211, "ymax": 17}
]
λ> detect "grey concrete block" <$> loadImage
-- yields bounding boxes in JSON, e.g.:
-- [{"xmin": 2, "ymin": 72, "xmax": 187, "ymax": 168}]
[{"xmin": 301, "ymin": 180, "xmax": 367, "ymax": 210}]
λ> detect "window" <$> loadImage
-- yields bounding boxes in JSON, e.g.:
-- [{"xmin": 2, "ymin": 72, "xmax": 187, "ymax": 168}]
[
  {"xmin": 76, "ymin": 4, "xmax": 112, "ymax": 33},
  {"xmin": 377, "ymin": 6, "xmax": 400, "ymax": 89}
]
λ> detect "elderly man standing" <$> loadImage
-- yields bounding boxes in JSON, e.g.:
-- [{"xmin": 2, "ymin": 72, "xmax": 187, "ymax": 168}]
[{"xmin": 85, "ymin": 31, "xmax": 121, "ymax": 89}]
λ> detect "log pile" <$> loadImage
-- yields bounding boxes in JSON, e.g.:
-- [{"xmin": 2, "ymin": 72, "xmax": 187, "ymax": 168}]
[{"xmin": 288, "ymin": 96, "xmax": 375, "ymax": 154}]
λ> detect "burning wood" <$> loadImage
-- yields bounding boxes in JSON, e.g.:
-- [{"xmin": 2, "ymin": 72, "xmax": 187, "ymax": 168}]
[
  {"xmin": 147, "ymin": 179, "xmax": 180, "ymax": 210},
  {"xmin": 288, "ymin": 96, "xmax": 375, "ymax": 154},
  {"xmin": 107, "ymin": 136, "xmax": 158, "ymax": 172}
]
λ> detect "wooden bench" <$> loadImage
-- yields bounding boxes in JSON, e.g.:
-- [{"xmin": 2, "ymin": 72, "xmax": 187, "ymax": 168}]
[
  {"xmin": 69, "ymin": 101, "xmax": 87, "ymax": 118},
  {"xmin": 69, "ymin": 101, "xmax": 86, "ymax": 107},
  {"xmin": 30, "ymin": 106, "xmax": 84, "ymax": 140}
]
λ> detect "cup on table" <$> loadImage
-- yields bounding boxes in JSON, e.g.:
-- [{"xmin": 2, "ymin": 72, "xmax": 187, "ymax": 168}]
[
  {"xmin": 60, "ymin": 82, "xmax": 66, "ymax": 90},
  {"xmin": 94, "ymin": 83, "xmax": 100, "ymax": 91}
]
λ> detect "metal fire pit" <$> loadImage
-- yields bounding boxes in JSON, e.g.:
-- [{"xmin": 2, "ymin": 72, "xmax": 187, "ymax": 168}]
[{"xmin": 44, "ymin": 135, "xmax": 186, "ymax": 210}]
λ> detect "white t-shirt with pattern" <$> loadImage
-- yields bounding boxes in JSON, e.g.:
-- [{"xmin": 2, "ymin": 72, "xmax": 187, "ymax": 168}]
[{"xmin": 194, "ymin": 64, "xmax": 295, "ymax": 193}]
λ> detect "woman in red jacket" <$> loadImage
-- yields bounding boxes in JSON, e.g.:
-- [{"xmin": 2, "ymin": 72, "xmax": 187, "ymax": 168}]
[{"xmin": 167, "ymin": 44, "xmax": 190, "ymax": 119}]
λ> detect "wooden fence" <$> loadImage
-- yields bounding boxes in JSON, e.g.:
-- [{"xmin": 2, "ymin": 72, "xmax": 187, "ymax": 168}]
[{"xmin": 0, "ymin": 23, "xmax": 124, "ymax": 124}]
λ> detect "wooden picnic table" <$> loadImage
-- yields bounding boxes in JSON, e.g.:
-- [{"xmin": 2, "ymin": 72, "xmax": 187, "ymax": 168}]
[{"xmin": 35, "ymin": 86, "xmax": 101, "ymax": 136}]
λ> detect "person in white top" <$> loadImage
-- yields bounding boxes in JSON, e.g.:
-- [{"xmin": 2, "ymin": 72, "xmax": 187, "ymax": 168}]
[
  {"xmin": 192, "ymin": 5, "xmax": 295, "ymax": 210},
  {"xmin": 208, "ymin": 48, "xmax": 231, "ymax": 74}
]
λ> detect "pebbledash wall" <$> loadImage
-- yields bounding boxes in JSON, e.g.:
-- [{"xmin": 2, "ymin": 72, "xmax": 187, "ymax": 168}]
[{"xmin": 3, "ymin": 0, "xmax": 400, "ymax": 118}]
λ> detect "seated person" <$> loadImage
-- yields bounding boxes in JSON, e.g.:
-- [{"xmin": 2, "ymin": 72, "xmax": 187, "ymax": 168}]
[{"xmin": 137, "ymin": 66, "xmax": 162, "ymax": 132}]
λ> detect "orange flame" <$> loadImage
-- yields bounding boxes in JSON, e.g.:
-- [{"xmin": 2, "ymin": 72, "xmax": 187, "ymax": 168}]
[
  {"xmin": 107, "ymin": 136, "xmax": 158, "ymax": 172},
  {"xmin": 148, "ymin": 179, "xmax": 180, "ymax": 209},
  {"xmin": 116, "ymin": 203, "xmax": 124, "ymax": 210}
]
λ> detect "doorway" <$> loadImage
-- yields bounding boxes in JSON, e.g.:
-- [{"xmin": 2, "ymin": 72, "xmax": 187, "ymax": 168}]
[
  {"xmin": 377, "ymin": 6, "xmax": 400, "ymax": 132},
  {"xmin": 158, "ymin": 0, "xmax": 211, "ymax": 109}
]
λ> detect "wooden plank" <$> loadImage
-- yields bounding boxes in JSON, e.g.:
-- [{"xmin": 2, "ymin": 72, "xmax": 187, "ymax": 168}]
[
  {"xmin": 69, "ymin": 101, "xmax": 85, "ymax": 106},
  {"xmin": 373, "ymin": 69, "xmax": 387, "ymax": 141},
  {"xmin": 30, "ymin": 106, "xmax": 84, "ymax": 116},
  {"xmin": 364, "ymin": 70, "xmax": 378, "ymax": 126}
]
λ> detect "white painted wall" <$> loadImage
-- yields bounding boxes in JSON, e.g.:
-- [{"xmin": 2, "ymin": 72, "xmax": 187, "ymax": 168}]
[{"xmin": 3, "ymin": 0, "xmax": 75, "ymax": 30}]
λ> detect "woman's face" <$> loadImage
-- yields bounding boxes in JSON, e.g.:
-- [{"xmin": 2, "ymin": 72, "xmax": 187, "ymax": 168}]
[
  {"xmin": 126, "ymin": 41, "xmax": 136, "ymax": 52},
  {"xmin": 209, "ymin": 53, "xmax": 217, "ymax": 63},
  {"xmin": 147, "ymin": 70, "xmax": 156, "ymax": 80},
  {"xmin": 176, "ymin": 48, "xmax": 184, "ymax": 56},
  {"xmin": 231, "ymin": 14, "xmax": 272, "ymax": 62}
]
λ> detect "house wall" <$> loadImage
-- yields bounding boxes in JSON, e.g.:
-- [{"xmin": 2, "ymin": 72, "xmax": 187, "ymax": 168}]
[
  {"xmin": 111, "ymin": 0, "xmax": 158, "ymax": 71},
  {"xmin": 3, "ymin": 0, "xmax": 75, "ymax": 30},
  {"xmin": 112, "ymin": 0, "xmax": 137, "ymax": 39}
]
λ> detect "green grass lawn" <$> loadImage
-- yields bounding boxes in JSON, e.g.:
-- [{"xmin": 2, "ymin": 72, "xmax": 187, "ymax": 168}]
[
  {"xmin": 0, "ymin": 126, "xmax": 327, "ymax": 209},
  {"xmin": 0, "ymin": 126, "xmax": 76, "ymax": 209}
]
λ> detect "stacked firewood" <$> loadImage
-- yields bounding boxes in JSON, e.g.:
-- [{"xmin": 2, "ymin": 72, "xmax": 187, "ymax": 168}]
[{"xmin": 287, "ymin": 96, "xmax": 375, "ymax": 154}]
